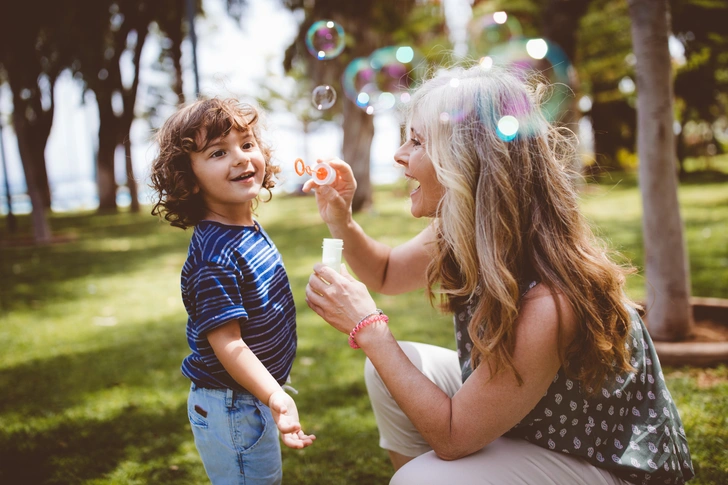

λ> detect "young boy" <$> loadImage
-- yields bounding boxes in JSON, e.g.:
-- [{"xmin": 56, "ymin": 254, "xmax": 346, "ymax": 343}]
[{"xmin": 150, "ymin": 98, "xmax": 315, "ymax": 485}]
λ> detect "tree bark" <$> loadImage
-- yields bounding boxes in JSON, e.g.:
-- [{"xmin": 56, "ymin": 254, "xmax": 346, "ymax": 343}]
[
  {"xmin": 118, "ymin": 27, "xmax": 149, "ymax": 214},
  {"xmin": 124, "ymin": 137, "xmax": 140, "ymax": 213},
  {"xmin": 628, "ymin": 0, "xmax": 693, "ymax": 340},
  {"xmin": 169, "ymin": 22, "xmax": 186, "ymax": 105},
  {"xmin": 342, "ymin": 99, "xmax": 375, "ymax": 212},
  {"xmin": 6, "ymin": 67, "xmax": 54, "ymax": 243},
  {"xmin": 96, "ymin": 93, "xmax": 118, "ymax": 211},
  {"xmin": 11, "ymin": 100, "xmax": 51, "ymax": 244}
]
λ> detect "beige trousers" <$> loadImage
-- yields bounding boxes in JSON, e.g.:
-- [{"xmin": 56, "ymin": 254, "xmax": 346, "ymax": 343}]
[{"xmin": 364, "ymin": 341, "xmax": 631, "ymax": 485}]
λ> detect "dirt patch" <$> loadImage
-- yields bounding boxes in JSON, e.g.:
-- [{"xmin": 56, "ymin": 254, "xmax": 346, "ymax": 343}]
[
  {"xmin": 685, "ymin": 318, "xmax": 728, "ymax": 343},
  {"xmin": 649, "ymin": 298, "xmax": 728, "ymax": 367}
]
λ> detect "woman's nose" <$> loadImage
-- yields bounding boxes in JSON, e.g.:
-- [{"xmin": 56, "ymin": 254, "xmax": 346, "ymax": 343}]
[{"xmin": 394, "ymin": 143, "xmax": 408, "ymax": 167}]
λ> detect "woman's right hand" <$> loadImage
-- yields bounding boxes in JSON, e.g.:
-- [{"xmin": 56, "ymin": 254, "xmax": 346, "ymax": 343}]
[{"xmin": 301, "ymin": 158, "xmax": 357, "ymax": 228}]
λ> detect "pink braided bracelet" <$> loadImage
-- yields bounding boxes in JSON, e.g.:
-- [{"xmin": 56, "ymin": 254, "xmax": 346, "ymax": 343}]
[{"xmin": 348, "ymin": 310, "xmax": 389, "ymax": 349}]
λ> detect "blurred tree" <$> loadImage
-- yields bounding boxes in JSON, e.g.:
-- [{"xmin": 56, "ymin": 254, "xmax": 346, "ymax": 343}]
[
  {"xmin": 155, "ymin": 7, "xmax": 187, "ymax": 106},
  {"xmin": 576, "ymin": 0, "xmax": 637, "ymax": 171},
  {"xmin": 68, "ymin": 0, "xmax": 155, "ymax": 212},
  {"xmin": 671, "ymin": 0, "xmax": 728, "ymax": 175},
  {"xmin": 69, "ymin": 0, "xmax": 202, "ymax": 213},
  {"xmin": 0, "ymin": 0, "xmax": 69, "ymax": 243},
  {"xmin": 280, "ymin": 0, "xmax": 447, "ymax": 212},
  {"xmin": 628, "ymin": 0, "xmax": 693, "ymax": 340}
]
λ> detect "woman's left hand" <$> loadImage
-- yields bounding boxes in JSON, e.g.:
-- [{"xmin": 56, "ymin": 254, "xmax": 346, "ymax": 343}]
[{"xmin": 305, "ymin": 263, "xmax": 379, "ymax": 335}]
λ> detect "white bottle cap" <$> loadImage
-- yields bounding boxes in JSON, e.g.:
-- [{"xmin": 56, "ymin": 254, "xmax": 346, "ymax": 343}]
[{"xmin": 311, "ymin": 162, "xmax": 337, "ymax": 185}]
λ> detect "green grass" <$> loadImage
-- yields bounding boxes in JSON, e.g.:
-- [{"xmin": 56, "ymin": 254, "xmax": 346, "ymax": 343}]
[{"xmin": 1, "ymin": 174, "xmax": 726, "ymax": 484}]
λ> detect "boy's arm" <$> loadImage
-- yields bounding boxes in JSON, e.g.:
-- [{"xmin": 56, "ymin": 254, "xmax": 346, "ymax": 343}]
[{"xmin": 207, "ymin": 320, "xmax": 315, "ymax": 449}]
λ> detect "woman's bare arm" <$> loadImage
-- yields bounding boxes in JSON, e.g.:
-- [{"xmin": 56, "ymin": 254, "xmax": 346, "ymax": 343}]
[
  {"xmin": 303, "ymin": 158, "xmax": 436, "ymax": 295},
  {"xmin": 306, "ymin": 273, "xmax": 576, "ymax": 459}
]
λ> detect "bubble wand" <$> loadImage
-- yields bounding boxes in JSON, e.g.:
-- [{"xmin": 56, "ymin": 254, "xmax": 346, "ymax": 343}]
[{"xmin": 294, "ymin": 158, "xmax": 337, "ymax": 185}]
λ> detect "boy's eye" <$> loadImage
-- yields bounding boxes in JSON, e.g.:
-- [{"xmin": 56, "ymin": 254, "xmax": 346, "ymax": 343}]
[
  {"xmin": 242, "ymin": 141, "xmax": 255, "ymax": 149},
  {"xmin": 210, "ymin": 150, "xmax": 225, "ymax": 158}
]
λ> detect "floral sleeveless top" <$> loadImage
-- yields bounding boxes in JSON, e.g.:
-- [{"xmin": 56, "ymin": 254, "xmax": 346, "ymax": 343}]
[{"xmin": 453, "ymin": 286, "xmax": 695, "ymax": 485}]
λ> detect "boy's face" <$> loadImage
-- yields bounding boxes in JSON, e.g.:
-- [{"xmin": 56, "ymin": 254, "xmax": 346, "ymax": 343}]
[{"xmin": 190, "ymin": 128, "xmax": 266, "ymax": 224}]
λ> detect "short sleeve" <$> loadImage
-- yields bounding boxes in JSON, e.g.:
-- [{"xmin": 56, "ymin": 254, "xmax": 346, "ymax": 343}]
[{"xmin": 188, "ymin": 262, "xmax": 248, "ymax": 335}]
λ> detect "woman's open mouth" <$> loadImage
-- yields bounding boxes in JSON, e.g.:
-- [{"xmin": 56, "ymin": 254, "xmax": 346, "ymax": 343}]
[{"xmin": 405, "ymin": 175, "xmax": 420, "ymax": 196}]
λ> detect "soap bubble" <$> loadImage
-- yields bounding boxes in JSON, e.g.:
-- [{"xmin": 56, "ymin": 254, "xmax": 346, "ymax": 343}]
[
  {"xmin": 468, "ymin": 11, "xmax": 522, "ymax": 54},
  {"xmin": 311, "ymin": 84, "xmax": 337, "ymax": 110},
  {"xmin": 487, "ymin": 38, "xmax": 574, "ymax": 122},
  {"xmin": 496, "ymin": 115, "xmax": 519, "ymax": 141},
  {"xmin": 342, "ymin": 46, "xmax": 424, "ymax": 113},
  {"xmin": 306, "ymin": 20, "xmax": 345, "ymax": 60}
]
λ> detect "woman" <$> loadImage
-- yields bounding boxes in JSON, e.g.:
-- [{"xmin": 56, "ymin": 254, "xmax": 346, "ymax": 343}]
[{"xmin": 304, "ymin": 65, "xmax": 694, "ymax": 485}]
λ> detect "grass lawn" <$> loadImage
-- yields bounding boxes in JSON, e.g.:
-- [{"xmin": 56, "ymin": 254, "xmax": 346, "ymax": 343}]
[{"xmin": 1, "ymin": 172, "xmax": 726, "ymax": 484}]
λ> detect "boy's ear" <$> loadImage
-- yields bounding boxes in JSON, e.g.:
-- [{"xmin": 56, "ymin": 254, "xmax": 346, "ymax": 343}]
[{"xmin": 192, "ymin": 184, "xmax": 200, "ymax": 194}]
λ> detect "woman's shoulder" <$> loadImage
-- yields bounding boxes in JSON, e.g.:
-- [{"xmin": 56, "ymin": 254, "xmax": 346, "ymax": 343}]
[{"xmin": 519, "ymin": 283, "xmax": 579, "ymax": 344}]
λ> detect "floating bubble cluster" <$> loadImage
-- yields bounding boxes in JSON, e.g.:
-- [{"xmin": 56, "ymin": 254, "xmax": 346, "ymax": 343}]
[
  {"xmin": 342, "ymin": 46, "xmax": 424, "ymax": 114},
  {"xmin": 487, "ymin": 38, "xmax": 574, "ymax": 123},
  {"xmin": 468, "ymin": 11, "xmax": 522, "ymax": 55},
  {"xmin": 305, "ymin": 20, "xmax": 345, "ymax": 60},
  {"xmin": 311, "ymin": 84, "xmax": 337, "ymax": 110},
  {"xmin": 466, "ymin": 11, "xmax": 576, "ymax": 123}
]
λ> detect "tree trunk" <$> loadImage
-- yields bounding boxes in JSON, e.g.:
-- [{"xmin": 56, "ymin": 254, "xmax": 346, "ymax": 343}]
[
  {"xmin": 124, "ymin": 137, "xmax": 140, "ymax": 213},
  {"xmin": 628, "ymin": 0, "xmax": 693, "ymax": 340},
  {"xmin": 342, "ymin": 99, "xmax": 375, "ymax": 212},
  {"xmin": 7, "ymin": 81, "xmax": 54, "ymax": 210},
  {"xmin": 12, "ymin": 103, "xmax": 51, "ymax": 244},
  {"xmin": 169, "ymin": 25, "xmax": 185, "ymax": 105},
  {"xmin": 117, "ymin": 26, "xmax": 148, "ymax": 214},
  {"xmin": 96, "ymin": 95, "xmax": 118, "ymax": 211}
]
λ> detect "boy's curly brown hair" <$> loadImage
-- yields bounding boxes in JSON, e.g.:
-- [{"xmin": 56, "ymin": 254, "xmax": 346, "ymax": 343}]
[{"xmin": 149, "ymin": 98, "xmax": 280, "ymax": 229}]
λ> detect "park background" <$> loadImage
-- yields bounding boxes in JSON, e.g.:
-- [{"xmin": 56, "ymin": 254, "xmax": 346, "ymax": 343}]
[{"xmin": 1, "ymin": 0, "xmax": 726, "ymax": 484}]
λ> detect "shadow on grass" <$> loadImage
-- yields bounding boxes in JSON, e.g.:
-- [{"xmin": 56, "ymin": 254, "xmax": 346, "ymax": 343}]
[
  {"xmin": 0, "ymin": 401, "xmax": 194, "ymax": 485},
  {"xmin": 0, "ymin": 316, "xmax": 196, "ymax": 484}
]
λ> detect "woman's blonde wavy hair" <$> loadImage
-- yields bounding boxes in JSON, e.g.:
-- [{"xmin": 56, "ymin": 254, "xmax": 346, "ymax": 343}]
[
  {"xmin": 410, "ymin": 64, "xmax": 637, "ymax": 390},
  {"xmin": 149, "ymin": 98, "xmax": 280, "ymax": 229}
]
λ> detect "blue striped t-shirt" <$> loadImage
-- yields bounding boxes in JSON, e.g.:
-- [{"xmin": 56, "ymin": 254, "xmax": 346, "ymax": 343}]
[{"xmin": 180, "ymin": 220, "xmax": 297, "ymax": 390}]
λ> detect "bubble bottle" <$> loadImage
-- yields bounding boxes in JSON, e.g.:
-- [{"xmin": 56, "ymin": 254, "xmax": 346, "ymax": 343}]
[
  {"xmin": 322, "ymin": 238, "xmax": 344, "ymax": 272},
  {"xmin": 294, "ymin": 158, "xmax": 337, "ymax": 185}
]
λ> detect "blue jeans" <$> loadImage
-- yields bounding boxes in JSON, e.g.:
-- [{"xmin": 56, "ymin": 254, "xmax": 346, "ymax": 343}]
[{"xmin": 188, "ymin": 383, "xmax": 282, "ymax": 485}]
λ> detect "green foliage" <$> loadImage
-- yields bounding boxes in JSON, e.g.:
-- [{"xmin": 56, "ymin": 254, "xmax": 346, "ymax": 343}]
[{"xmin": 0, "ymin": 174, "xmax": 727, "ymax": 484}]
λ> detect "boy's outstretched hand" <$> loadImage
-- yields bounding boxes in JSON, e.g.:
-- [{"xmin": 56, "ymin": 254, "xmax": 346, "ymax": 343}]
[{"xmin": 268, "ymin": 389, "xmax": 316, "ymax": 449}]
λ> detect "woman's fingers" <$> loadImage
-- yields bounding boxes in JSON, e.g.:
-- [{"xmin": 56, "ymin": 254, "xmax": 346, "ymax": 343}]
[{"xmin": 301, "ymin": 179, "xmax": 317, "ymax": 193}]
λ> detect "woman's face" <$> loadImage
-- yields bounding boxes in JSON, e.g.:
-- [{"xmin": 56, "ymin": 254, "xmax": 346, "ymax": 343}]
[{"xmin": 394, "ymin": 118, "xmax": 445, "ymax": 218}]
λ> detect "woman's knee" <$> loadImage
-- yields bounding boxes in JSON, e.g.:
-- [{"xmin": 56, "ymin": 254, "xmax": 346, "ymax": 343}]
[{"xmin": 389, "ymin": 451, "xmax": 449, "ymax": 485}]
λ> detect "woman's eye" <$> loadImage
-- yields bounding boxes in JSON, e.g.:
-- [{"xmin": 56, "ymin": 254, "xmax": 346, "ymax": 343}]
[
  {"xmin": 242, "ymin": 142, "xmax": 254, "ymax": 149},
  {"xmin": 411, "ymin": 138, "xmax": 421, "ymax": 147}
]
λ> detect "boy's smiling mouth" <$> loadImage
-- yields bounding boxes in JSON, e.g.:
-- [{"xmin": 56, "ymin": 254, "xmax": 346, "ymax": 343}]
[{"xmin": 231, "ymin": 171, "xmax": 255, "ymax": 182}]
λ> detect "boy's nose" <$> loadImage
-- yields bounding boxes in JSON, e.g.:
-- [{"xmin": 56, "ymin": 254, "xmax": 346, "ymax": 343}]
[{"xmin": 232, "ymin": 148, "xmax": 249, "ymax": 164}]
